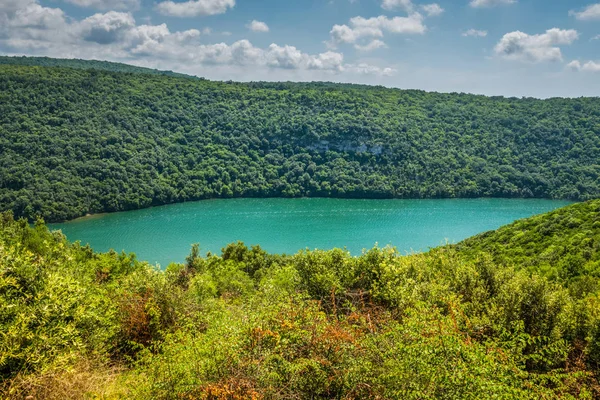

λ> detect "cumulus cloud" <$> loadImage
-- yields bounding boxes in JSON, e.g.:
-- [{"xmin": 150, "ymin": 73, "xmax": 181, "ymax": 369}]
[
  {"xmin": 130, "ymin": 39, "xmax": 362, "ymax": 74},
  {"xmin": 381, "ymin": 0, "xmax": 414, "ymax": 12},
  {"xmin": 567, "ymin": 60, "xmax": 600, "ymax": 72},
  {"xmin": 569, "ymin": 4, "xmax": 600, "ymax": 21},
  {"xmin": 276, "ymin": 48, "xmax": 343, "ymax": 71},
  {"xmin": 494, "ymin": 28, "xmax": 578, "ymax": 63},
  {"xmin": 124, "ymin": 24, "xmax": 202, "ymax": 56},
  {"xmin": 6, "ymin": 3, "xmax": 66, "ymax": 29},
  {"xmin": 0, "ymin": 2, "xmax": 68, "ymax": 44},
  {"xmin": 351, "ymin": 15, "xmax": 426, "ymax": 35},
  {"xmin": 470, "ymin": 0, "xmax": 516, "ymax": 8},
  {"xmin": 0, "ymin": 0, "xmax": 31, "ymax": 6},
  {"xmin": 329, "ymin": 13, "xmax": 426, "ymax": 48},
  {"xmin": 421, "ymin": 3, "xmax": 444, "ymax": 16},
  {"xmin": 0, "ymin": 0, "xmax": 37, "ymax": 13},
  {"xmin": 155, "ymin": 0, "xmax": 235, "ymax": 17},
  {"xmin": 264, "ymin": 44, "xmax": 314, "ymax": 69},
  {"xmin": 62, "ymin": 0, "xmax": 140, "ymax": 10},
  {"xmin": 354, "ymin": 39, "xmax": 387, "ymax": 51},
  {"xmin": 206, "ymin": 43, "xmax": 344, "ymax": 71},
  {"xmin": 0, "ymin": 0, "xmax": 394, "ymax": 79},
  {"xmin": 566, "ymin": 60, "xmax": 580, "ymax": 70},
  {"xmin": 347, "ymin": 63, "xmax": 396, "ymax": 76},
  {"xmin": 329, "ymin": 24, "xmax": 371, "ymax": 45},
  {"xmin": 582, "ymin": 62, "xmax": 600, "ymax": 72},
  {"xmin": 78, "ymin": 11, "xmax": 136, "ymax": 44},
  {"xmin": 247, "ymin": 20, "xmax": 269, "ymax": 33},
  {"xmin": 462, "ymin": 29, "xmax": 487, "ymax": 37}
]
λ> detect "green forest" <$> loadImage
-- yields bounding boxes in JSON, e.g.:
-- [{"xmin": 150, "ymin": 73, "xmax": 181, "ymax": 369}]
[
  {"xmin": 0, "ymin": 56, "xmax": 195, "ymax": 79},
  {"xmin": 1, "ymin": 57, "xmax": 599, "ymax": 222},
  {"xmin": 1, "ymin": 200, "xmax": 600, "ymax": 398}
]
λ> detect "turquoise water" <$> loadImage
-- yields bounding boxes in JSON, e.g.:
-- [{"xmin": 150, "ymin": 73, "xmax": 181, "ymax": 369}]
[{"xmin": 49, "ymin": 198, "xmax": 573, "ymax": 267}]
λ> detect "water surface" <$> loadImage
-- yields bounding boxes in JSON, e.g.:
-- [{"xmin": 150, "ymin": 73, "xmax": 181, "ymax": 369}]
[{"xmin": 49, "ymin": 198, "xmax": 573, "ymax": 267}]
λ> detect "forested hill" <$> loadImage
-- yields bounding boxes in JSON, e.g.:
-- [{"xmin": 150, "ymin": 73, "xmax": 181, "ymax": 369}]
[
  {"xmin": 457, "ymin": 199, "xmax": 600, "ymax": 290},
  {"xmin": 0, "ymin": 56, "xmax": 196, "ymax": 79},
  {"xmin": 1, "ymin": 59, "xmax": 599, "ymax": 222}
]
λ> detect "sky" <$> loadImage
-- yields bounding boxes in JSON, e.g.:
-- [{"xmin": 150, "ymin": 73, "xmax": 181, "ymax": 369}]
[{"xmin": 0, "ymin": 0, "xmax": 599, "ymax": 98}]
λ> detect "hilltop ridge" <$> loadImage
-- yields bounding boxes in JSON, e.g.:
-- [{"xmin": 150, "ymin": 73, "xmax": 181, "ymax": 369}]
[{"xmin": 0, "ymin": 56, "xmax": 198, "ymax": 79}]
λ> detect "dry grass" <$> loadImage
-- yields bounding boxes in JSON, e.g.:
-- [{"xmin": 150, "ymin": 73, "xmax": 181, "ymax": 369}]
[
  {"xmin": 181, "ymin": 378, "xmax": 263, "ymax": 400},
  {"xmin": 1, "ymin": 358, "xmax": 131, "ymax": 400}
]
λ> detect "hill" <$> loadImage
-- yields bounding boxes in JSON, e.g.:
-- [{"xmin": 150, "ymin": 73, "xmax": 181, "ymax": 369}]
[
  {"xmin": 2, "ymin": 202, "xmax": 600, "ymax": 398},
  {"xmin": 456, "ymin": 199, "xmax": 600, "ymax": 293},
  {"xmin": 0, "ymin": 56, "xmax": 196, "ymax": 79},
  {"xmin": 1, "ymin": 58, "xmax": 600, "ymax": 222}
]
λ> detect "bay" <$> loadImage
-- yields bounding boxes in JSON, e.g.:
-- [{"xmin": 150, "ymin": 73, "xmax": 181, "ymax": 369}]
[{"xmin": 48, "ymin": 198, "xmax": 573, "ymax": 267}]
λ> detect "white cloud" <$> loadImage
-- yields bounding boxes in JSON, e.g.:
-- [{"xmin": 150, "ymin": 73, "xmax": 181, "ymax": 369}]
[
  {"xmin": 264, "ymin": 43, "xmax": 310, "ymax": 69},
  {"xmin": 247, "ymin": 20, "xmax": 269, "ymax": 33},
  {"xmin": 61, "ymin": 0, "xmax": 140, "ymax": 10},
  {"xmin": 421, "ymin": 3, "xmax": 444, "ymax": 16},
  {"xmin": 307, "ymin": 51, "xmax": 345, "ymax": 70},
  {"xmin": 0, "ymin": 0, "xmax": 37, "ymax": 13},
  {"xmin": 0, "ymin": 2, "xmax": 68, "ymax": 43},
  {"xmin": 155, "ymin": 0, "xmax": 235, "ymax": 17},
  {"xmin": 126, "ymin": 24, "xmax": 172, "ymax": 46},
  {"xmin": 0, "ymin": 1, "xmax": 392, "ymax": 77},
  {"xmin": 329, "ymin": 14, "xmax": 426, "ymax": 47},
  {"xmin": 351, "ymin": 15, "xmax": 426, "ymax": 34},
  {"xmin": 354, "ymin": 39, "xmax": 387, "ymax": 51},
  {"xmin": 329, "ymin": 24, "xmax": 373, "ymax": 45},
  {"xmin": 199, "ymin": 43, "xmax": 344, "ymax": 71},
  {"xmin": 569, "ymin": 4, "xmax": 600, "ymax": 21},
  {"xmin": 225, "ymin": 40, "xmax": 264, "ymax": 65},
  {"xmin": 470, "ymin": 0, "xmax": 516, "ymax": 8},
  {"xmin": 78, "ymin": 11, "xmax": 136, "ymax": 44},
  {"xmin": 125, "ymin": 24, "xmax": 202, "ymax": 56},
  {"xmin": 567, "ymin": 60, "xmax": 581, "ymax": 70},
  {"xmin": 568, "ymin": 60, "xmax": 600, "ymax": 72},
  {"xmin": 592, "ymin": 34, "xmax": 600, "ymax": 40},
  {"xmin": 0, "ymin": 0, "xmax": 30, "ymax": 5},
  {"xmin": 581, "ymin": 62, "xmax": 600, "ymax": 72},
  {"xmin": 494, "ymin": 28, "xmax": 578, "ymax": 63},
  {"xmin": 6, "ymin": 3, "xmax": 65, "ymax": 29},
  {"xmin": 462, "ymin": 29, "xmax": 487, "ymax": 37},
  {"xmin": 381, "ymin": 0, "xmax": 414, "ymax": 12},
  {"xmin": 347, "ymin": 63, "xmax": 396, "ymax": 76}
]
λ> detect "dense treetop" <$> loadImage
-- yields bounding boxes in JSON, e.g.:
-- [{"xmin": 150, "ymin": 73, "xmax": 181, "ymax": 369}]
[
  {"xmin": 457, "ymin": 199, "xmax": 600, "ymax": 291},
  {"xmin": 0, "ymin": 56, "xmax": 195, "ymax": 79},
  {"xmin": 2, "ymin": 201, "xmax": 600, "ymax": 398},
  {"xmin": 1, "ymin": 58, "xmax": 599, "ymax": 221}
]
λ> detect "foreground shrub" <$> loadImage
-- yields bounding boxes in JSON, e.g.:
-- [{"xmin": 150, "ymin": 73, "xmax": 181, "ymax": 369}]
[{"xmin": 2, "ymin": 202, "xmax": 600, "ymax": 398}]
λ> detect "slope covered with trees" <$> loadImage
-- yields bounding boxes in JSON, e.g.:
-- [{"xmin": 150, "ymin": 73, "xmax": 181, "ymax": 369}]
[
  {"xmin": 1, "ymin": 59, "xmax": 600, "ymax": 222},
  {"xmin": 2, "ymin": 201, "xmax": 600, "ymax": 398},
  {"xmin": 0, "ymin": 56, "xmax": 195, "ymax": 79},
  {"xmin": 457, "ymin": 199, "xmax": 600, "ymax": 293}
]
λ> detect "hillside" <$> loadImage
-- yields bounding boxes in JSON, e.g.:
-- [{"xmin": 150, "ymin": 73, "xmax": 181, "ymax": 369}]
[
  {"xmin": 457, "ymin": 199, "xmax": 600, "ymax": 291},
  {"xmin": 1, "ymin": 58, "xmax": 600, "ymax": 222},
  {"xmin": 2, "ymin": 202, "xmax": 600, "ymax": 398},
  {"xmin": 0, "ymin": 56, "xmax": 196, "ymax": 79}
]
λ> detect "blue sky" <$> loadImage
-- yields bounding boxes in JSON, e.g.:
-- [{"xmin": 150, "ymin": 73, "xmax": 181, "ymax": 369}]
[{"xmin": 1, "ymin": 0, "xmax": 599, "ymax": 97}]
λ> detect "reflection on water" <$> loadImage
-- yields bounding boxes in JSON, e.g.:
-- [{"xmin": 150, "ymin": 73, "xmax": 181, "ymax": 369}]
[{"xmin": 49, "ymin": 198, "xmax": 573, "ymax": 267}]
